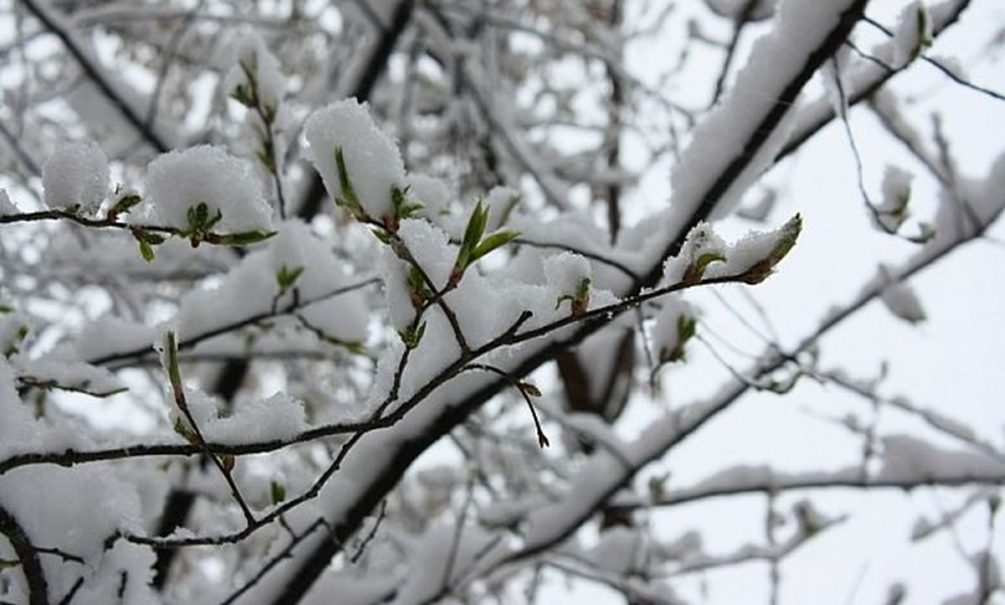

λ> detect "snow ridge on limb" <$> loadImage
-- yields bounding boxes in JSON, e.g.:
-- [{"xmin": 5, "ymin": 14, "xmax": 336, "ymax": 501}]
[{"xmin": 263, "ymin": 0, "xmax": 871, "ymax": 603}]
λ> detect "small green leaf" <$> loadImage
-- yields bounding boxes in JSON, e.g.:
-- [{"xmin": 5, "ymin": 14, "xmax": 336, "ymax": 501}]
[
  {"xmin": 556, "ymin": 278, "xmax": 591, "ymax": 315},
  {"xmin": 138, "ymin": 238, "xmax": 155, "ymax": 262},
  {"xmin": 334, "ymin": 147, "xmax": 364, "ymax": 218},
  {"xmin": 230, "ymin": 84, "xmax": 253, "ymax": 107},
  {"xmin": 256, "ymin": 147, "xmax": 276, "ymax": 173},
  {"xmin": 371, "ymin": 228, "xmax": 393, "ymax": 245},
  {"xmin": 456, "ymin": 201, "xmax": 488, "ymax": 270},
  {"xmin": 214, "ymin": 230, "xmax": 276, "ymax": 246},
  {"xmin": 163, "ymin": 331, "xmax": 183, "ymax": 394},
  {"xmin": 110, "ymin": 193, "xmax": 142, "ymax": 217},
  {"xmin": 139, "ymin": 231, "xmax": 166, "ymax": 245},
  {"xmin": 695, "ymin": 252, "xmax": 726, "ymax": 275},
  {"xmin": 406, "ymin": 266, "xmax": 430, "ymax": 304},
  {"xmin": 677, "ymin": 314, "xmax": 697, "ymax": 342},
  {"xmin": 276, "ymin": 265, "xmax": 305, "ymax": 292},
  {"xmin": 270, "ymin": 480, "xmax": 286, "ymax": 504},
  {"xmin": 399, "ymin": 321, "xmax": 427, "ymax": 349},
  {"xmin": 648, "ymin": 472, "xmax": 671, "ymax": 502},
  {"xmin": 659, "ymin": 314, "xmax": 696, "ymax": 364},
  {"xmin": 767, "ymin": 214, "xmax": 802, "ymax": 266},
  {"xmin": 205, "ymin": 208, "xmax": 223, "ymax": 232},
  {"xmin": 343, "ymin": 341, "xmax": 367, "ymax": 356},
  {"xmin": 741, "ymin": 214, "xmax": 803, "ymax": 284},
  {"xmin": 173, "ymin": 417, "xmax": 196, "ymax": 443},
  {"xmin": 519, "ymin": 382, "xmax": 542, "ymax": 397},
  {"xmin": 132, "ymin": 228, "xmax": 163, "ymax": 261},
  {"xmin": 263, "ymin": 103, "xmax": 277, "ymax": 125},
  {"xmin": 470, "ymin": 230, "xmax": 520, "ymax": 263}
]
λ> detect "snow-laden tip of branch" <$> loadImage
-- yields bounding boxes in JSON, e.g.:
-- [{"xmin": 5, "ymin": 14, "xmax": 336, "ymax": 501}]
[
  {"xmin": 879, "ymin": 270, "xmax": 926, "ymax": 325},
  {"xmin": 662, "ymin": 214, "xmax": 802, "ymax": 285},
  {"xmin": 138, "ymin": 145, "xmax": 274, "ymax": 234},
  {"xmin": 304, "ymin": 99, "xmax": 406, "ymax": 223},
  {"xmin": 42, "ymin": 141, "xmax": 109, "ymax": 212},
  {"xmin": 651, "ymin": 296, "xmax": 698, "ymax": 366},
  {"xmin": 223, "ymin": 31, "xmax": 286, "ymax": 111}
]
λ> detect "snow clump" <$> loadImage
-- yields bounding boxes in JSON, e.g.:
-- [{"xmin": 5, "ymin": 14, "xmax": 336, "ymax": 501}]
[
  {"xmin": 42, "ymin": 140, "xmax": 109, "ymax": 212},
  {"xmin": 223, "ymin": 31, "xmax": 285, "ymax": 110},
  {"xmin": 142, "ymin": 145, "xmax": 273, "ymax": 233},
  {"xmin": 304, "ymin": 98, "xmax": 406, "ymax": 222}
]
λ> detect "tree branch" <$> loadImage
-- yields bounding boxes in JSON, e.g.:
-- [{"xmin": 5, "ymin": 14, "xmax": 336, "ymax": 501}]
[{"xmin": 0, "ymin": 504, "xmax": 49, "ymax": 605}]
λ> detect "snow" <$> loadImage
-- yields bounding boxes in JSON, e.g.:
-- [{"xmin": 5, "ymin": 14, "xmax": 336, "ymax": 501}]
[
  {"xmin": 73, "ymin": 315, "xmax": 157, "ymax": 363},
  {"xmin": 397, "ymin": 218, "xmax": 456, "ymax": 290},
  {"xmin": 880, "ymin": 274, "xmax": 926, "ymax": 324},
  {"xmin": 0, "ymin": 359, "xmax": 43, "ymax": 457},
  {"xmin": 0, "ymin": 188, "xmax": 17, "ymax": 216},
  {"xmin": 386, "ymin": 521, "xmax": 499, "ymax": 605},
  {"xmin": 874, "ymin": 165, "xmax": 913, "ymax": 232},
  {"xmin": 301, "ymin": 569, "xmax": 401, "ymax": 605},
  {"xmin": 0, "ymin": 310, "xmax": 29, "ymax": 357},
  {"xmin": 223, "ymin": 31, "xmax": 285, "ymax": 110},
  {"xmin": 304, "ymin": 99, "xmax": 406, "ymax": 221},
  {"xmin": 0, "ymin": 465, "xmax": 148, "ymax": 601},
  {"xmin": 661, "ymin": 222, "xmax": 727, "ymax": 284},
  {"xmin": 379, "ymin": 247, "xmax": 418, "ymax": 332},
  {"xmin": 785, "ymin": 0, "xmax": 967, "ymax": 159},
  {"xmin": 14, "ymin": 357, "xmax": 125, "ymax": 396},
  {"xmin": 661, "ymin": 217, "xmax": 800, "ymax": 284},
  {"xmin": 669, "ymin": 0, "xmax": 861, "ymax": 220},
  {"xmin": 890, "ymin": 1, "xmax": 931, "ymax": 68},
  {"xmin": 650, "ymin": 296, "xmax": 697, "ymax": 363},
  {"xmin": 543, "ymin": 252, "xmax": 592, "ymax": 303},
  {"xmin": 406, "ymin": 174, "xmax": 452, "ymax": 223},
  {"xmin": 41, "ymin": 140, "xmax": 109, "ymax": 212},
  {"xmin": 509, "ymin": 209, "xmax": 637, "ymax": 292},
  {"xmin": 483, "ymin": 185, "xmax": 520, "ymax": 230},
  {"xmin": 70, "ymin": 539, "xmax": 158, "ymax": 605},
  {"xmin": 707, "ymin": 215, "xmax": 800, "ymax": 279},
  {"xmin": 585, "ymin": 526, "xmax": 642, "ymax": 575},
  {"xmin": 565, "ymin": 326, "xmax": 636, "ymax": 419},
  {"xmin": 175, "ymin": 219, "xmax": 369, "ymax": 345},
  {"xmin": 267, "ymin": 221, "xmax": 370, "ymax": 344},
  {"xmin": 877, "ymin": 435, "xmax": 1005, "ymax": 481},
  {"xmin": 140, "ymin": 145, "xmax": 274, "ymax": 233},
  {"xmin": 194, "ymin": 392, "xmax": 308, "ymax": 445}
]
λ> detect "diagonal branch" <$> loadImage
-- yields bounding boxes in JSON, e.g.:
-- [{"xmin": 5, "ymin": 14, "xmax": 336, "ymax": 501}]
[
  {"xmin": 0, "ymin": 504, "xmax": 49, "ymax": 605},
  {"xmin": 21, "ymin": 0, "xmax": 170, "ymax": 152}
]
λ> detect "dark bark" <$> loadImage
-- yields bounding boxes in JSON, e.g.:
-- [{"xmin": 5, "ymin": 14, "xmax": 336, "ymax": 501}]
[{"xmin": 0, "ymin": 505, "xmax": 49, "ymax": 605}]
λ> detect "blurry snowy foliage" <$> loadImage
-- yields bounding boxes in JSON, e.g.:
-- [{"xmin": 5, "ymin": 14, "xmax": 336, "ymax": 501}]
[{"xmin": 0, "ymin": 0, "xmax": 1003, "ymax": 604}]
